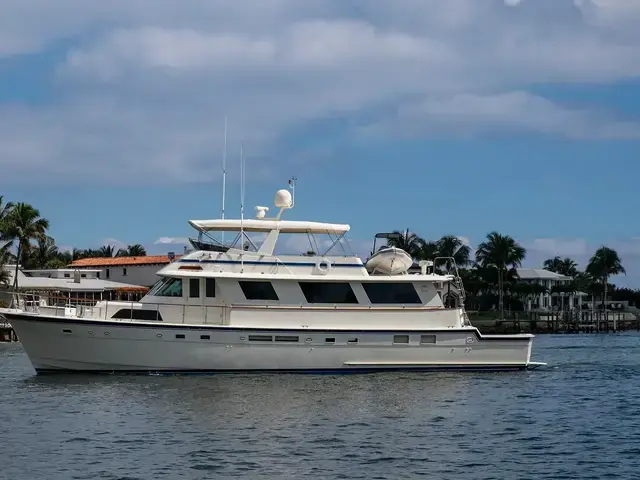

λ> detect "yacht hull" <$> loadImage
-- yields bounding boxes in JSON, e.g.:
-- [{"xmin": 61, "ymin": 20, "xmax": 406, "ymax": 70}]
[{"xmin": 6, "ymin": 312, "xmax": 536, "ymax": 374}]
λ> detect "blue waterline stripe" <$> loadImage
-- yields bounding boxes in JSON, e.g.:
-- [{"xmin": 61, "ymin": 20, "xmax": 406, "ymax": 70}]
[
  {"xmin": 34, "ymin": 365, "xmax": 529, "ymax": 375},
  {"xmin": 178, "ymin": 259, "xmax": 364, "ymax": 268}
]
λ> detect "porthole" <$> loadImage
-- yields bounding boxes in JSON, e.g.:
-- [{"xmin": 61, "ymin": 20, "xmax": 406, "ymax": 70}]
[
  {"xmin": 240, "ymin": 336, "xmax": 246, "ymax": 341},
  {"xmin": 156, "ymin": 333, "xmax": 163, "ymax": 338},
  {"xmin": 88, "ymin": 331, "xmax": 94, "ymax": 336},
  {"xmin": 305, "ymin": 337, "xmax": 313, "ymax": 343},
  {"xmin": 104, "ymin": 332, "xmax": 110, "ymax": 336}
]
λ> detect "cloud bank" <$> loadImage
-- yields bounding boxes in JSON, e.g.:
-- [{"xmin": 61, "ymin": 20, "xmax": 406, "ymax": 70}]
[{"xmin": 1, "ymin": 0, "xmax": 640, "ymax": 183}]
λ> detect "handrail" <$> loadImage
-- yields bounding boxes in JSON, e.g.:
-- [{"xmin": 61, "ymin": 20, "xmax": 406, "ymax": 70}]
[
  {"xmin": 273, "ymin": 257, "xmax": 294, "ymax": 275},
  {"xmin": 432, "ymin": 256, "xmax": 470, "ymax": 325},
  {"xmin": 8, "ymin": 291, "xmax": 468, "ymax": 327}
]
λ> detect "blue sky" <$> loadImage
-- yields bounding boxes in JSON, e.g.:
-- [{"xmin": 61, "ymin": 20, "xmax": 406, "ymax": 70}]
[{"xmin": 1, "ymin": 0, "xmax": 640, "ymax": 285}]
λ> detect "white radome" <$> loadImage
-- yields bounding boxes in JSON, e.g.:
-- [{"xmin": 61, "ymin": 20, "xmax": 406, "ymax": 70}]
[{"xmin": 274, "ymin": 189, "xmax": 292, "ymax": 208}]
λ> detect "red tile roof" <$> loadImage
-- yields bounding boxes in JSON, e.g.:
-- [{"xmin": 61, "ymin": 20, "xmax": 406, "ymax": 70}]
[{"xmin": 70, "ymin": 255, "xmax": 178, "ymax": 267}]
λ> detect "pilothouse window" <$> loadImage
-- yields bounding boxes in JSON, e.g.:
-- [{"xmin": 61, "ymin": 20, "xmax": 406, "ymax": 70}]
[
  {"xmin": 363, "ymin": 283, "xmax": 422, "ymax": 304},
  {"xmin": 299, "ymin": 282, "xmax": 358, "ymax": 304},
  {"xmin": 189, "ymin": 278, "xmax": 200, "ymax": 298},
  {"xmin": 239, "ymin": 281, "xmax": 279, "ymax": 301},
  {"xmin": 153, "ymin": 278, "xmax": 183, "ymax": 297},
  {"xmin": 205, "ymin": 278, "xmax": 216, "ymax": 298}
]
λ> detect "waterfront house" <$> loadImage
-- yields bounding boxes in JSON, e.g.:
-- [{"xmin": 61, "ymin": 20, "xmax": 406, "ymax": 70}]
[
  {"xmin": 69, "ymin": 255, "xmax": 179, "ymax": 287},
  {"xmin": 515, "ymin": 268, "xmax": 588, "ymax": 311}
]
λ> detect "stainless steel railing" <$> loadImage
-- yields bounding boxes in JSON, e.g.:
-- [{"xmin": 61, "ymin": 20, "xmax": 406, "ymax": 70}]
[{"xmin": 9, "ymin": 292, "xmax": 462, "ymax": 327}]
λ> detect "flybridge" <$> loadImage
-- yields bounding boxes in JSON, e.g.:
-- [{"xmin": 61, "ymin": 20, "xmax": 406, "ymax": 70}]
[{"xmin": 188, "ymin": 181, "xmax": 353, "ymax": 258}]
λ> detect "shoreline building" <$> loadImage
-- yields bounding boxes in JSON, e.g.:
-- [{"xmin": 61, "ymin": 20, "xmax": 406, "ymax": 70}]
[
  {"xmin": 69, "ymin": 255, "xmax": 180, "ymax": 287},
  {"xmin": 514, "ymin": 268, "xmax": 588, "ymax": 311},
  {"xmin": 1, "ymin": 266, "xmax": 149, "ymax": 307}
]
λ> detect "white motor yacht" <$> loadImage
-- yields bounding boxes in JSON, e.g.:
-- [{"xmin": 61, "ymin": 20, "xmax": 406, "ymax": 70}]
[{"xmin": 1, "ymin": 181, "xmax": 545, "ymax": 374}]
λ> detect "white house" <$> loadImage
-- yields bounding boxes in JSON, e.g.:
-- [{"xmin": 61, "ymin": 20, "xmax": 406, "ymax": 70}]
[
  {"xmin": 516, "ymin": 268, "xmax": 588, "ymax": 310},
  {"xmin": 70, "ymin": 255, "xmax": 178, "ymax": 287}
]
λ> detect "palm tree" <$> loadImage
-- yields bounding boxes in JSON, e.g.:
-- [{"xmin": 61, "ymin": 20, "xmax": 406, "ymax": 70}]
[
  {"xmin": 30, "ymin": 235, "xmax": 59, "ymax": 269},
  {"xmin": 0, "ymin": 245, "xmax": 12, "ymax": 286},
  {"xmin": 386, "ymin": 229, "xmax": 423, "ymax": 258},
  {"xmin": 475, "ymin": 232, "xmax": 526, "ymax": 320},
  {"xmin": 586, "ymin": 246, "xmax": 625, "ymax": 318},
  {"xmin": 543, "ymin": 256, "xmax": 579, "ymax": 277},
  {"xmin": 2, "ymin": 203, "xmax": 50, "ymax": 294},
  {"xmin": 436, "ymin": 235, "xmax": 471, "ymax": 272},
  {"xmin": 98, "ymin": 245, "xmax": 117, "ymax": 257},
  {"xmin": 414, "ymin": 240, "xmax": 438, "ymax": 262},
  {"xmin": 117, "ymin": 244, "xmax": 147, "ymax": 257},
  {"xmin": 0, "ymin": 196, "xmax": 14, "ymax": 226},
  {"xmin": 0, "ymin": 196, "xmax": 15, "ymax": 253}
]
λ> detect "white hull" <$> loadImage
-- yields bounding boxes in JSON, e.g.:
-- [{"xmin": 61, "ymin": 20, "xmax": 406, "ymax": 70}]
[{"xmin": 7, "ymin": 313, "xmax": 535, "ymax": 373}]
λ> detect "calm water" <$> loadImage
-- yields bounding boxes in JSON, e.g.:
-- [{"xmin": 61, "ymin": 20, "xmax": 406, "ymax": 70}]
[{"xmin": 1, "ymin": 334, "xmax": 640, "ymax": 479}]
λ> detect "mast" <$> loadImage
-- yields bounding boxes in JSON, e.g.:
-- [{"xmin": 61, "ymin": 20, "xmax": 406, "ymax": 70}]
[
  {"xmin": 221, "ymin": 115, "xmax": 228, "ymax": 244},
  {"xmin": 289, "ymin": 176, "xmax": 297, "ymax": 208},
  {"xmin": 240, "ymin": 141, "xmax": 245, "ymax": 273}
]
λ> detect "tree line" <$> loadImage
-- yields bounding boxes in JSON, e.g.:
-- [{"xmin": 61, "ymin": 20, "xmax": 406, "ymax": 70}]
[
  {"xmin": 0, "ymin": 196, "xmax": 147, "ymax": 289},
  {"xmin": 0, "ymin": 196, "xmax": 635, "ymax": 310},
  {"xmin": 386, "ymin": 229, "xmax": 629, "ymax": 313}
]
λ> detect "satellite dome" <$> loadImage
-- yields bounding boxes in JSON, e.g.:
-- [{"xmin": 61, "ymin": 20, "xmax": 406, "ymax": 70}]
[{"xmin": 274, "ymin": 189, "xmax": 292, "ymax": 208}]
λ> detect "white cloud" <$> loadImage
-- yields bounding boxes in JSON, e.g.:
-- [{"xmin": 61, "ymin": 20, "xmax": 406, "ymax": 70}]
[
  {"xmin": 1, "ymin": 0, "xmax": 640, "ymax": 183},
  {"xmin": 527, "ymin": 238, "xmax": 590, "ymax": 256},
  {"xmin": 155, "ymin": 236, "xmax": 190, "ymax": 245},
  {"xmin": 362, "ymin": 91, "xmax": 640, "ymax": 139}
]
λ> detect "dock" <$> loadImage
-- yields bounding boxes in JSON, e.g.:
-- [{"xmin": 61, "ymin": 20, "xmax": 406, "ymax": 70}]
[{"xmin": 471, "ymin": 311, "xmax": 640, "ymax": 334}]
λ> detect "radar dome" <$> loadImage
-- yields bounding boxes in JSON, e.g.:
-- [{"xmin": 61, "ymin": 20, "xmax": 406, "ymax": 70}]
[{"xmin": 274, "ymin": 189, "xmax": 292, "ymax": 208}]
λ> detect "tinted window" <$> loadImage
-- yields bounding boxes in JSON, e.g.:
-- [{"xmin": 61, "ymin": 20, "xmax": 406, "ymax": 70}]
[
  {"xmin": 205, "ymin": 278, "xmax": 216, "ymax": 298},
  {"xmin": 248, "ymin": 335, "xmax": 273, "ymax": 341},
  {"xmin": 239, "ymin": 281, "xmax": 279, "ymax": 301},
  {"xmin": 154, "ymin": 278, "xmax": 182, "ymax": 297},
  {"xmin": 189, "ymin": 278, "xmax": 200, "ymax": 298},
  {"xmin": 362, "ymin": 282, "xmax": 422, "ymax": 304},
  {"xmin": 275, "ymin": 335, "xmax": 299, "ymax": 342},
  {"xmin": 299, "ymin": 282, "xmax": 358, "ymax": 304},
  {"xmin": 148, "ymin": 278, "xmax": 165, "ymax": 295},
  {"xmin": 421, "ymin": 334, "xmax": 436, "ymax": 344},
  {"xmin": 111, "ymin": 309, "xmax": 163, "ymax": 321}
]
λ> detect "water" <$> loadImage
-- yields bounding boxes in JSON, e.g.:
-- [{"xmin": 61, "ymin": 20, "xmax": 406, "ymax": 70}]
[{"xmin": 1, "ymin": 334, "xmax": 640, "ymax": 479}]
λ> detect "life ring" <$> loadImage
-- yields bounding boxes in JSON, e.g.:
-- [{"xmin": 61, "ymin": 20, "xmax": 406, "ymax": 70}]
[{"xmin": 316, "ymin": 257, "xmax": 332, "ymax": 274}]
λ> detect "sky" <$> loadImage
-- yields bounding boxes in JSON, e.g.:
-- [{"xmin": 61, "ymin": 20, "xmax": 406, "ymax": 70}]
[{"xmin": 1, "ymin": 0, "xmax": 640, "ymax": 286}]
